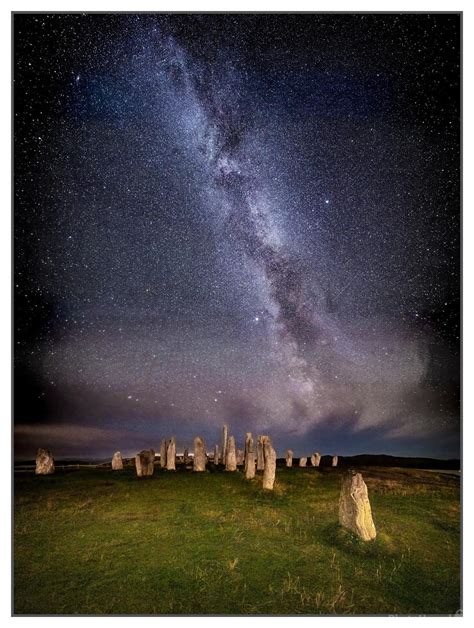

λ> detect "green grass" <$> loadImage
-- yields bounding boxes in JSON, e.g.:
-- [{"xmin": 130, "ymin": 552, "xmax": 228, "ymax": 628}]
[{"xmin": 14, "ymin": 465, "xmax": 460, "ymax": 615}]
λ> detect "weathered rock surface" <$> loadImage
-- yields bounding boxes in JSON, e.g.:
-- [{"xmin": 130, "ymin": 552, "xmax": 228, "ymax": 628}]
[
  {"xmin": 135, "ymin": 449, "xmax": 155, "ymax": 477},
  {"xmin": 160, "ymin": 439, "xmax": 167, "ymax": 468},
  {"xmin": 236, "ymin": 449, "xmax": 244, "ymax": 466},
  {"xmin": 193, "ymin": 437, "xmax": 207, "ymax": 472},
  {"xmin": 339, "ymin": 470, "xmax": 376, "ymax": 541},
  {"xmin": 111, "ymin": 451, "xmax": 123, "ymax": 470},
  {"xmin": 35, "ymin": 448, "xmax": 54, "ymax": 475},
  {"xmin": 225, "ymin": 435, "xmax": 237, "ymax": 471},
  {"xmin": 221, "ymin": 424, "xmax": 228, "ymax": 465},
  {"xmin": 183, "ymin": 448, "xmax": 190, "ymax": 465},
  {"xmin": 244, "ymin": 432, "xmax": 255, "ymax": 479},
  {"xmin": 332, "ymin": 456, "xmax": 338, "ymax": 467},
  {"xmin": 213, "ymin": 444, "xmax": 220, "ymax": 464},
  {"xmin": 311, "ymin": 452, "xmax": 321, "ymax": 467},
  {"xmin": 257, "ymin": 435, "xmax": 269, "ymax": 471},
  {"xmin": 166, "ymin": 438, "xmax": 176, "ymax": 471},
  {"xmin": 286, "ymin": 449, "xmax": 293, "ymax": 468},
  {"xmin": 262, "ymin": 440, "xmax": 276, "ymax": 490},
  {"xmin": 299, "ymin": 456, "xmax": 307, "ymax": 467}
]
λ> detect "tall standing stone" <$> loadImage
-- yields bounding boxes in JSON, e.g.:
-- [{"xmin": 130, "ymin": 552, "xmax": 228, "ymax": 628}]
[
  {"xmin": 339, "ymin": 470, "xmax": 376, "ymax": 541},
  {"xmin": 332, "ymin": 456, "xmax": 338, "ymax": 467},
  {"xmin": 225, "ymin": 436, "xmax": 237, "ymax": 471},
  {"xmin": 111, "ymin": 451, "xmax": 123, "ymax": 470},
  {"xmin": 244, "ymin": 432, "xmax": 255, "ymax": 479},
  {"xmin": 286, "ymin": 449, "xmax": 293, "ymax": 468},
  {"xmin": 193, "ymin": 436, "xmax": 207, "ymax": 472},
  {"xmin": 257, "ymin": 435, "xmax": 268, "ymax": 471},
  {"xmin": 221, "ymin": 424, "xmax": 228, "ymax": 465},
  {"xmin": 311, "ymin": 452, "xmax": 321, "ymax": 467},
  {"xmin": 160, "ymin": 439, "xmax": 167, "ymax": 468},
  {"xmin": 236, "ymin": 449, "xmax": 244, "ymax": 466},
  {"xmin": 262, "ymin": 439, "xmax": 276, "ymax": 490},
  {"xmin": 299, "ymin": 456, "xmax": 307, "ymax": 467},
  {"xmin": 35, "ymin": 448, "xmax": 54, "ymax": 475},
  {"xmin": 135, "ymin": 449, "xmax": 154, "ymax": 477},
  {"xmin": 166, "ymin": 438, "xmax": 176, "ymax": 471},
  {"xmin": 213, "ymin": 444, "xmax": 220, "ymax": 465}
]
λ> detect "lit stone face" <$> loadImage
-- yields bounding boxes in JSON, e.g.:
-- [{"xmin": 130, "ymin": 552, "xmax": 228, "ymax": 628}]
[
  {"xmin": 35, "ymin": 448, "xmax": 54, "ymax": 475},
  {"xmin": 332, "ymin": 456, "xmax": 338, "ymax": 467},
  {"xmin": 256, "ymin": 435, "xmax": 269, "ymax": 471},
  {"xmin": 166, "ymin": 438, "xmax": 176, "ymax": 471},
  {"xmin": 311, "ymin": 452, "xmax": 321, "ymax": 467},
  {"xmin": 339, "ymin": 470, "xmax": 376, "ymax": 541},
  {"xmin": 286, "ymin": 449, "xmax": 293, "ymax": 468},
  {"xmin": 135, "ymin": 449, "xmax": 155, "ymax": 477},
  {"xmin": 299, "ymin": 456, "xmax": 307, "ymax": 467},
  {"xmin": 221, "ymin": 425, "xmax": 228, "ymax": 465},
  {"xmin": 225, "ymin": 435, "xmax": 237, "ymax": 471},
  {"xmin": 193, "ymin": 437, "xmax": 207, "ymax": 472},
  {"xmin": 111, "ymin": 451, "xmax": 123, "ymax": 470},
  {"xmin": 244, "ymin": 432, "xmax": 255, "ymax": 479},
  {"xmin": 262, "ymin": 440, "xmax": 276, "ymax": 490}
]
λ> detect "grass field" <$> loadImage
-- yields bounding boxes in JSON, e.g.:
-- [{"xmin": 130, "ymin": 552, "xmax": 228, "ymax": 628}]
[{"xmin": 14, "ymin": 464, "xmax": 460, "ymax": 615}]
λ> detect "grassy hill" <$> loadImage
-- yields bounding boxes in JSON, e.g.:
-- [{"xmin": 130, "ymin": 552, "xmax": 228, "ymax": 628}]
[{"xmin": 14, "ymin": 465, "xmax": 460, "ymax": 615}]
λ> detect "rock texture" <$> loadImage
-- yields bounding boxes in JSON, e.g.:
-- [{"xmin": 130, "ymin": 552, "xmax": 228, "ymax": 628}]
[
  {"xmin": 221, "ymin": 424, "xmax": 228, "ymax": 465},
  {"xmin": 166, "ymin": 438, "xmax": 176, "ymax": 471},
  {"xmin": 257, "ymin": 435, "xmax": 268, "ymax": 471},
  {"xmin": 286, "ymin": 449, "xmax": 293, "ymax": 468},
  {"xmin": 111, "ymin": 451, "xmax": 123, "ymax": 470},
  {"xmin": 332, "ymin": 456, "xmax": 338, "ymax": 467},
  {"xmin": 160, "ymin": 439, "xmax": 167, "ymax": 468},
  {"xmin": 225, "ymin": 436, "xmax": 237, "ymax": 471},
  {"xmin": 183, "ymin": 448, "xmax": 190, "ymax": 465},
  {"xmin": 299, "ymin": 456, "xmax": 307, "ymax": 467},
  {"xmin": 236, "ymin": 449, "xmax": 244, "ymax": 466},
  {"xmin": 262, "ymin": 439, "xmax": 276, "ymax": 490},
  {"xmin": 311, "ymin": 452, "xmax": 321, "ymax": 467},
  {"xmin": 339, "ymin": 470, "xmax": 376, "ymax": 541},
  {"xmin": 213, "ymin": 444, "xmax": 219, "ymax": 464},
  {"xmin": 244, "ymin": 432, "xmax": 255, "ymax": 479},
  {"xmin": 135, "ymin": 449, "xmax": 155, "ymax": 477},
  {"xmin": 35, "ymin": 448, "xmax": 54, "ymax": 475},
  {"xmin": 193, "ymin": 437, "xmax": 207, "ymax": 472}
]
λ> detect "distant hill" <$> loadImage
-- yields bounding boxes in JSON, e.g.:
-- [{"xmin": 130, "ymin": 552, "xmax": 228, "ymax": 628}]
[{"xmin": 277, "ymin": 454, "xmax": 460, "ymax": 470}]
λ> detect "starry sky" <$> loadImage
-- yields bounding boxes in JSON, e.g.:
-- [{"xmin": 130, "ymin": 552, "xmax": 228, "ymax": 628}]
[{"xmin": 14, "ymin": 13, "xmax": 460, "ymax": 460}]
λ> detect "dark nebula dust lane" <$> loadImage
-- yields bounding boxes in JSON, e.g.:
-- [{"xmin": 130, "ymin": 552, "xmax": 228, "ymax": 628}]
[{"xmin": 14, "ymin": 14, "xmax": 460, "ymax": 459}]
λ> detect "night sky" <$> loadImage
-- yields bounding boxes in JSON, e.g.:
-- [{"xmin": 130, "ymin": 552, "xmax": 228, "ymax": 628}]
[{"xmin": 14, "ymin": 13, "xmax": 460, "ymax": 460}]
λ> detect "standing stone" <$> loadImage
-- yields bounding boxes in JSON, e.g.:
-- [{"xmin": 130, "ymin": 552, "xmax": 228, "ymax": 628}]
[
  {"xmin": 311, "ymin": 452, "xmax": 321, "ymax": 467},
  {"xmin": 257, "ymin": 435, "xmax": 269, "ymax": 471},
  {"xmin": 193, "ymin": 437, "xmax": 207, "ymax": 472},
  {"xmin": 135, "ymin": 449, "xmax": 154, "ymax": 477},
  {"xmin": 244, "ymin": 432, "xmax": 255, "ymax": 479},
  {"xmin": 262, "ymin": 440, "xmax": 276, "ymax": 490},
  {"xmin": 339, "ymin": 470, "xmax": 376, "ymax": 541},
  {"xmin": 236, "ymin": 449, "xmax": 245, "ymax": 466},
  {"xmin": 183, "ymin": 448, "xmax": 190, "ymax": 465},
  {"xmin": 332, "ymin": 456, "xmax": 338, "ymax": 467},
  {"xmin": 213, "ymin": 444, "xmax": 220, "ymax": 464},
  {"xmin": 221, "ymin": 424, "xmax": 228, "ymax": 465},
  {"xmin": 225, "ymin": 436, "xmax": 237, "ymax": 471},
  {"xmin": 166, "ymin": 438, "xmax": 176, "ymax": 471},
  {"xmin": 35, "ymin": 448, "xmax": 54, "ymax": 475},
  {"xmin": 286, "ymin": 449, "xmax": 294, "ymax": 468},
  {"xmin": 299, "ymin": 456, "xmax": 307, "ymax": 467},
  {"xmin": 160, "ymin": 439, "xmax": 167, "ymax": 468},
  {"xmin": 111, "ymin": 451, "xmax": 123, "ymax": 470}
]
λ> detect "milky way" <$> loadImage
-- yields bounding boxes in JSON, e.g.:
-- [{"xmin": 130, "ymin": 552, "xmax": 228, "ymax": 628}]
[{"xmin": 14, "ymin": 14, "xmax": 460, "ymax": 458}]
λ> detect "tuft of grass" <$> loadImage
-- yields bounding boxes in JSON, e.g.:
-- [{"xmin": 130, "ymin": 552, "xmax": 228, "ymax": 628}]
[{"xmin": 14, "ymin": 466, "xmax": 460, "ymax": 615}]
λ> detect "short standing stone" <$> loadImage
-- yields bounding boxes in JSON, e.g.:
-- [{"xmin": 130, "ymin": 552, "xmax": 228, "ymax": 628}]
[
  {"xmin": 213, "ymin": 444, "xmax": 220, "ymax": 464},
  {"xmin": 183, "ymin": 448, "xmax": 190, "ymax": 465},
  {"xmin": 225, "ymin": 436, "xmax": 237, "ymax": 471},
  {"xmin": 236, "ymin": 449, "xmax": 244, "ymax": 466},
  {"xmin": 311, "ymin": 452, "xmax": 321, "ymax": 467},
  {"xmin": 193, "ymin": 436, "xmax": 207, "ymax": 472},
  {"xmin": 166, "ymin": 438, "xmax": 176, "ymax": 471},
  {"xmin": 299, "ymin": 456, "xmax": 307, "ymax": 467},
  {"xmin": 286, "ymin": 449, "xmax": 293, "ymax": 468},
  {"xmin": 111, "ymin": 451, "xmax": 123, "ymax": 470},
  {"xmin": 262, "ymin": 440, "xmax": 276, "ymax": 490},
  {"xmin": 339, "ymin": 470, "xmax": 376, "ymax": 541},
  {"xmin": 221, "ymin": 424, "xmax": 228, "ymax": 465},
  {"xmin": 160, "ymin": 439, "xmax": 167, "ymax": 468},
  {"xmin": 135, "ymin": 449, "xmax": 154, "ymax": 477},
  {"xmin": 35, "ymin": 448, "xmax": 54, "ymax": 475},
  {"xmin": 332, "ymin": 456, "xmax": 338, "ymax": 467},
  {"xmin": 244, "ymin": 432, "xmax": 255, "ymax": 479}
]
